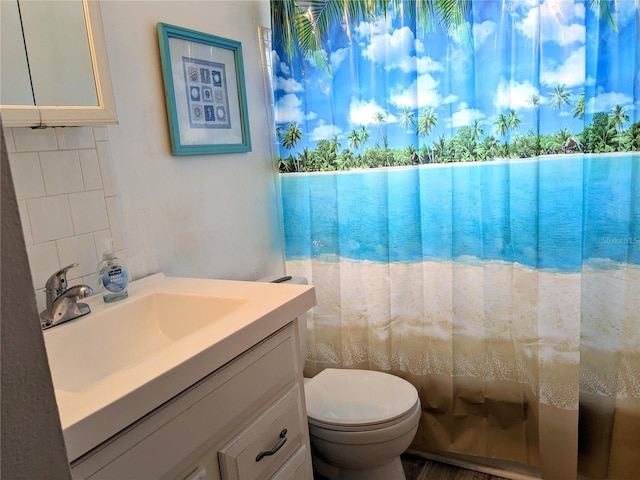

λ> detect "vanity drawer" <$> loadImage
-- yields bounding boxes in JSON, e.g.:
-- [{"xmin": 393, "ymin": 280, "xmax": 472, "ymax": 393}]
[
  {"xmin": 270, "ymin": 445, "xmax": 310, "ymax": 480},
  {"xmin": 218, "ymin": 386, "xmax": 305, "ymax": 480}
]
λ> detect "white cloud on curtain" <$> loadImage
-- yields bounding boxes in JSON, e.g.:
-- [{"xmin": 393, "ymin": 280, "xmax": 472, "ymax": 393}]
[{"xmin": 271, "ymin": 0, "xmax": 639, "ymax": 478}]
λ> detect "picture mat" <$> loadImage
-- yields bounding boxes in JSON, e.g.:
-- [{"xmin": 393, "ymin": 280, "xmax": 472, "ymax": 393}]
[{"xmin": 168, "ymin": 36, "xmax": 242, "ymax": 146}]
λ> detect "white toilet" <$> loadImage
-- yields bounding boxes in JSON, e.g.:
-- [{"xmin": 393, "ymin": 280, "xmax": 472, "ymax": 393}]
[
  {"xmin": 305, "ymin": 368, "xmax": 421, "ymax": 480},
  {"xmin": 262, "ymin": 276, "xmax": 421, "ymax": 480}
]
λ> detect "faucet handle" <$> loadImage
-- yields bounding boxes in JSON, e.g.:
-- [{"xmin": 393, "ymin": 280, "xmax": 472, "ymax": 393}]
[{"xmin": 45, "ymin": 263, "xmax": 79, "ymax": 295}]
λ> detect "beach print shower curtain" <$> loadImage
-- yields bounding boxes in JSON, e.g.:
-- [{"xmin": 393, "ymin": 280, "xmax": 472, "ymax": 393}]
[{"xmin": 269, "ymin": 1, "xmax": 639, "ymax": 478}]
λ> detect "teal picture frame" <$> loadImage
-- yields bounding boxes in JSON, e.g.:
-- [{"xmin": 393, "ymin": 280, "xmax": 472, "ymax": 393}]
[{"xmin": 157, "ymin": 23, "xmax": 251, "ymax": 155}]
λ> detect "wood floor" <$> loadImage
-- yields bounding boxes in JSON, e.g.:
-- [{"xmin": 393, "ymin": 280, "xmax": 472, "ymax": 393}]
[{"xmin": 401, "ymin": 454, "xmax": 511, "ymax": 480}]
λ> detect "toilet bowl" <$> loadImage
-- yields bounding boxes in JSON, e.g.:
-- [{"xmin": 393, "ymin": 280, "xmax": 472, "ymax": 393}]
[
  {"xmin": 259, "ymin": 275, "xmax": 421, "ymax": 480},
  {"xmin": 304, "ymin": 368, "xmax": 421, "ymax": 480}
]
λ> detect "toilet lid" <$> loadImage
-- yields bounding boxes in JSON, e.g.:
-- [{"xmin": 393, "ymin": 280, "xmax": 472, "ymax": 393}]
[{"xmin": 304, "ymin": 369, "xmax": 419, "ymax": 427}]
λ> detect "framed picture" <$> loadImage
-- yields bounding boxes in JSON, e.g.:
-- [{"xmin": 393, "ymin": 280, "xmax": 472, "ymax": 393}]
[{"xmin": 157, "ymin": 23, "xmax": 251, "ymax": 155}]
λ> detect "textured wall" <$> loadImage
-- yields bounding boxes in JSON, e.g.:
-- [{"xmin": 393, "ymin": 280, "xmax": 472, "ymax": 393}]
[{"xmin": 1, "ymin": 125, "xmax": 71, "ymax": 478}]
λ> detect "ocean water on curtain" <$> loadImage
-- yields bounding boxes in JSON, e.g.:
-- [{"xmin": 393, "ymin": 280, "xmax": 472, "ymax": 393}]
[{"xmin": 282, "ymin": 153, "xmax": 640, "ymax": 270}]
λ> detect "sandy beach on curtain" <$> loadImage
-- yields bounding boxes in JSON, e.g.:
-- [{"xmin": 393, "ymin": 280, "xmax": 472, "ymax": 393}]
[{"xmin": 287, "ymin": 258, "xmax": 640, "ymax": 407}]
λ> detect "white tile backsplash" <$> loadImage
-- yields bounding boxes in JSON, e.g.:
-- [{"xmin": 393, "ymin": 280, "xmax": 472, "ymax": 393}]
[
  {"xmin": 27, "ymin": 241, "xmax": 60, "ymax": 291},
  {"xmin": 6, "ymin": 126, "xmax": 125, "ymax": 303},
  {"xmin": 13, "ymin": 127, "xmax": 58, "ymax": 152},
  {"xmin": 68, "ymin": 190, "xmax": 109, "ymax": 235},
  {"xmin": 40, "ymin": 150, "xmax": 85, "ymax": 195},
  {"xmin": 78, "ymin": 149, "xmax": 102, "ymax": 190},
  {"xmin": 96, "ymin": 140, "xmax": 117, "ymax": 197},
  {"xmin": 8, "ymin": 152, "xmax": 46, "ymax": 199},
  {"xmin": 55, "ymin": 127, "xmax": 95, "ymax": 150},
  {"xmin": 105, "ymin": 195, "xmax": 126, "ymax": 251},
  {"xmin": 27, "ymin": 195, "xmax": 74, "ymax": 243},
  {"xmin": 57, "ymin": 233, "xmax": 99, "ymax": 278},
  {"xmin": 93, "ymin": 229, "xmax": 113, "ymax": 257}
]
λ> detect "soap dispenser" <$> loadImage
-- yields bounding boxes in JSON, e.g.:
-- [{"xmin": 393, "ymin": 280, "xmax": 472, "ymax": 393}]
[{"xmin": 97, "ymin": 238, "xmax": 129, "ymax": 303}]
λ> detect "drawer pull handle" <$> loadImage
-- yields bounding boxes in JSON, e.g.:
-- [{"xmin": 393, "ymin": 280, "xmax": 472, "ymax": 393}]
[{"xmin": 256, "ymin": 429, "xmax": 288, "ymax": 462}]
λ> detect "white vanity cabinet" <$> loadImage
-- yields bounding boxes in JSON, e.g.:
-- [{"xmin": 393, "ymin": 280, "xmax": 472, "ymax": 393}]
[{"xmin": 69, "ymin": 323, "xmax": 312, "ymax": 480}]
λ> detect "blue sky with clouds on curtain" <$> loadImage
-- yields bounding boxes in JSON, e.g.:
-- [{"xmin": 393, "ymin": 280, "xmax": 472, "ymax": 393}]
[{"xmin": 273, "ymin": 0, "xmax": 638, "ymax": 152}]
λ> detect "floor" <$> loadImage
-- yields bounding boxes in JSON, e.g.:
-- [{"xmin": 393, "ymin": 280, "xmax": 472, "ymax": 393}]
[
  {"xmin": 401, "ymin": 454, "xmax": 511, "ymax": 480},
  {"xmin": 314, "ymin": 453, "xmax": 512, "ymax": 480}
]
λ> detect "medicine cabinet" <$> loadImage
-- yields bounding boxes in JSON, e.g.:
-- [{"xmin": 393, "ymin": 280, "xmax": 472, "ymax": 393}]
[{"xmin": 0, "ymin": 0, "xmax": 117, "ymax": 127}]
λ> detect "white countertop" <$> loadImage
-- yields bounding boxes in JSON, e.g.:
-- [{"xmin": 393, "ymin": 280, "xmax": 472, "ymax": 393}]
[{"xmin": 43, "ymin": 273, "xmax": 316, "ymax": 462}]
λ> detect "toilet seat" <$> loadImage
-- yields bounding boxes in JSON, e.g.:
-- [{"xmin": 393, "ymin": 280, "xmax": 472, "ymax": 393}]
[{"xmin": 304, "ymin": 368, "xmax": 419, "ymax": 431}]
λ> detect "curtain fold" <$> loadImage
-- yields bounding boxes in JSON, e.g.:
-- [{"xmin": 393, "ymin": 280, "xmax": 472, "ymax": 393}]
[{"xmin": 272, "ymin": 1, "xmax": 639, "ymax": 478}]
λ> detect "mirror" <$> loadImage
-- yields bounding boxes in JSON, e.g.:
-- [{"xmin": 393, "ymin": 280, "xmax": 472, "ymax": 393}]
[{"xmin": 0, "ymin": 0, "xmax": 117, "ymax": 127}]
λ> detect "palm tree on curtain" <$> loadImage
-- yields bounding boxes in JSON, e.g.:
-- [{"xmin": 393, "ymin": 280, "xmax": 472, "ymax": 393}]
[
  {"xmin": 359, "ymin": 125, "xmax": 371, "ymax": 150},
  {"xmin": 348, "ymin": 128, "xmax": 362, "ymax": 152},
  {"xmin": 480, "ymin": 134, "xmax": 502, "ymax": 160},
  {"xmin": 573, "ymin": 90, "xmax": 585, "ymax": 120},
  {"xmin": 271, "ymin": 1, "xmax": 475, "ymax": 74},
  {"xmin": 417, "ymin": 107, "xmax": 437, "ymax": 163},
  {"xmin": 550, "ymin": 84, "xmax": 571, "ymax": 111},
  {"xmin": 507, "ymin": 109, "xmax": 521, "ymax": 135},
  {"xmin": 373, "ymin": 111, "xmax": 387, "ymax": 148},
  {"xmin": 494, "ymin": 113, "xmax": 509, "ymax": 156},
  {"xmin": 582, "ymin": 112, "xmax": 617, "ymax": 153},
  {"xmin": 470, "ymin": 120, "xmax": 484, "ymax": 141},
  {"xmin": 470, "ymin": 120, "xmax": 484, "ymax": 160},
  {"xmin": 624, "ymin": 121, "xmax": 640, "ymax": 151},
  {"xmin": 549, "ymin": 84, "xmax": 573, "ymax": 132},
  {"xmin": 282, "ymin": 122, "xmax": 303, "ymax": 149},
  {"xmin": 527, "ymin": 94, "xmax": 541, "ymax": 155},
  {"xmin": 589, "ymin": 0, "xmax": 618, "ymax": 31},
  {"xmin": 298, "ymin": 147, "xmax": 312, "ymax": 171},
  {"xmin": 507, "ymin": 108, "xmax": 522, "ymax": 155},
  {"xmin": 399, "ymin": 106, "xmax": 416, "ymax": 131},
  {"xmin": 609, "ymin": 105, "xmax": 630, "ymax": 151},
  {"xmin": 282, "ymin": 123, "xmax": 303, "ymax": 170},
  {"xmin": 432, "ymin": 134, "xmax": 447, "ymax": 163}
]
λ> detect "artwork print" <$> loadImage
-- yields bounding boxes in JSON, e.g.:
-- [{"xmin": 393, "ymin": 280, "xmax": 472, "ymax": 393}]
[{"xmin": 182, "ymin": 57, "xmax": 231, "ymax": 129}]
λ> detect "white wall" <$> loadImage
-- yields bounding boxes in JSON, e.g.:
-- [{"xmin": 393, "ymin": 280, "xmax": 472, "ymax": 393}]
[
  {"xmin": 99, "ymin": 0, "xmax": 284, "ymax": 281},
  {"xmin": 5, "ymin": 0, "xmax": 284, "ymax": 312}
]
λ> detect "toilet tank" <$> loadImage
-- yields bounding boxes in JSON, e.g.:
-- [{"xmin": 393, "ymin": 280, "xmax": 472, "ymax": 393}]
[{"xmin": 258, "ymin": 275, "xmax": 308, "ymax": 370}]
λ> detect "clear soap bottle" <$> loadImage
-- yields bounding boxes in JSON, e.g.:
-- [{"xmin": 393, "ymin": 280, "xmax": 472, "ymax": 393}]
[{"xmin": 97, "ymin": 239, "xmax": 129, "ymax": 303}]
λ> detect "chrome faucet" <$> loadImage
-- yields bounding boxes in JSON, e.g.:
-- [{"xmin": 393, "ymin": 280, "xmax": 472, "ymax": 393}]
[{"xmin": 40, "ymin": 263, "xmax": 93, "ymax": 330}]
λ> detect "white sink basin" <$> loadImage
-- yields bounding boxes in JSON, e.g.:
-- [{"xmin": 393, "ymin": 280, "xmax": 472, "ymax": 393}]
[
  {"xmin": 43, "ymin": 273, "xmax": 315, "ymax": 462},
  {"xmin": 47, "ymin": 292, "xmax": 249, "ymax": 392}
]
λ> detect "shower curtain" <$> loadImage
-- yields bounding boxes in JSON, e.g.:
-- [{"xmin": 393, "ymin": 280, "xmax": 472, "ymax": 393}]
[{"xmin": 269, "ymin": 1, "xmax": 639, "ymax": 478}]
